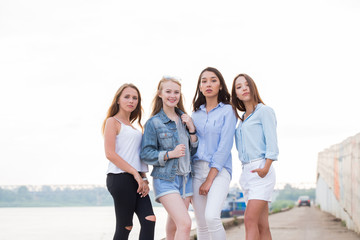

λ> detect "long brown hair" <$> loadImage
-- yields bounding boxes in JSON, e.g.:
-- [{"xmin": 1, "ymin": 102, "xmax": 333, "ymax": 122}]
[
  {"xmin": 231, "ymin": 73, "xmax": 264, "ymax": 120},
  {"xmin": 192, "ymin": 67, "xmax": 230, "ymax": 112},
  {"xmin": 151, "ymin": 76, "xmax": 186, "ymax": 116},
  {"xmin": 102, "ymin": 83, "xmax": 143, "ymax": 134}
]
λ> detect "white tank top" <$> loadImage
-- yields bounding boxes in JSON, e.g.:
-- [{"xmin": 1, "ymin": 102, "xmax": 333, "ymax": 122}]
[{"xmin": 106, "ymin": 117, "xmax": 148, "ymax": 174}]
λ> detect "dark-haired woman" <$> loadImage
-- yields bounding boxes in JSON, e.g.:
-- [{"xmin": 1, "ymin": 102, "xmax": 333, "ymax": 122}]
[
  {"xmin": 102, "ymin": 83, "xmax": 156, "ymax": 240},
  {"xmin": 191, "ymin": 67, "xmax": 237, "ymax": 240},
  {"xmin": 231, "ymin": 74, "xmax": 278, "ymax": 240}
]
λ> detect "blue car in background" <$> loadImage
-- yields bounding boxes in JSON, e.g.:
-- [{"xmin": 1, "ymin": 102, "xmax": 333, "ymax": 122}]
[{"xmin": 221, "ymin": 191, "xmax": 246, "ymax": 218}]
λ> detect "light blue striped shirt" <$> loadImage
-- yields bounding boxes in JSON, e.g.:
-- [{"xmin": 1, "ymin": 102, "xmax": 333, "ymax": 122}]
[
  {"xmin": 192, "ymin": 102, "xmax": 237, "ymax": 177},
  {"xmin": 235, "ymin": 103, "xmax": 279, "ymax": 164}
]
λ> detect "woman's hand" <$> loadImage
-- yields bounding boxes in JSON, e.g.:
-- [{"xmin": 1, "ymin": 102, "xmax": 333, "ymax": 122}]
[
  {"xmin": 181, "ymin": 114, "xmax": 196, "ymax": 133},
  {"xmin": 251, "ymin": 167, "xmax": 269, "ymax": 178},
  {"xmin": 169, "ymin": 144, "xmax": 186, "ymax": 159},
  {"xmin": 199, "ymin": 168, "xmax": 218, "ymax": 195},
  {"xmin": 199, "ymin": 179, "xmax": 213, "ymax": 196},
  {"xmin": 251, "ymin": 159, "xmax": 273, "ymax": 178},
  {"xmin": 133, "ymin": 173, "xmax": 145, "ymax": 193},
  {"xmin": 140, "ymin": 181, "xmax": 150, "ymax": 198}
]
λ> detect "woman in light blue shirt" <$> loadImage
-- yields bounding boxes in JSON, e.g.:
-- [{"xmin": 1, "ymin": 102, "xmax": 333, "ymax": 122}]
[
  {"xmin": 191, "ymin": 67, "xmax": 237, "ymax": 240},
  {"xmin": 231, "ymin": 73, "xmax": 278, "ymax": 240}
]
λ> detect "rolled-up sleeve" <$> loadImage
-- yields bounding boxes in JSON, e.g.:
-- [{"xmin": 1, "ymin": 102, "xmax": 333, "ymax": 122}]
[
  {"xmin": 262, "ymin": 107, "xmax": 279, "ymax": 161},
  {"xmin": 140, "ymin": 120, "xmax": 163, "ymax": 167}
]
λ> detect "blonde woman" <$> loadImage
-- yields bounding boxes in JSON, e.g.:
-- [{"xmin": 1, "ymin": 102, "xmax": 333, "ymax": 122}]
[{"xmin": 141, "ymin": 76, "xmax": 198, "ymax": 240}]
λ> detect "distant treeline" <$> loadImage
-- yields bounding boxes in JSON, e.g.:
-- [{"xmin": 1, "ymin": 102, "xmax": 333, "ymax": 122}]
[
  {"xmin": 0, "ymin": 185, "xmax": 161, "ymax": 208},
  {"xmin": 0, "ymin": 186, "xmax": 113, "ymax": 207},
  {"xmin": 1, "ymin": 184, "xmax": 314, "ymax": 208},
  {"xmin": 276, "ymin": 184, "xmax": 315, "ymax": 201},
  {"xmin": 271, "ymin": 184, "xmax": 316, "ymax": 212}
]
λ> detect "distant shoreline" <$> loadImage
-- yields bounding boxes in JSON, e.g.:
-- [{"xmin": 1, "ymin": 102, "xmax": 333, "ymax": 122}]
[{"xmin": 0, "ymin": 185, "xmax": 161, "ymax": 208}]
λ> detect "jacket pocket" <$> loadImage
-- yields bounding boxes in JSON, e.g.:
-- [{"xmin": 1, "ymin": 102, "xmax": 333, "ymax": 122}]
[{"xmin": 158, "ymin": 132, "xmax": 174, "ymax": 149}]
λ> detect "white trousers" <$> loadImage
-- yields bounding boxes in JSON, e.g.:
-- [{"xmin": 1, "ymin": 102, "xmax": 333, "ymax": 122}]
[{"xmin": 192, "ymin": 160, "xmax": 230, "ymax": 240}]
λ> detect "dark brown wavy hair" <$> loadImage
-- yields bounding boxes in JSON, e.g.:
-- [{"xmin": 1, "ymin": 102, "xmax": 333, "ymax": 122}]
[
  {"xmin": 102, "ymin": 83, "xmax": 143, "ymax": 134},
  {"xmin": 151, "ymin": 76, "xmax": 186, "ymax": 116},
  {"xmin": 192, "ymin": 67, "xmax": 230, "ymax": 112},
  {"xmin": 231, "ymin": 73, "xmax": 264, "ymax": 120}
]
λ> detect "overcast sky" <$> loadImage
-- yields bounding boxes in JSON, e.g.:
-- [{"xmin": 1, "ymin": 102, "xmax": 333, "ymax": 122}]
[{"xmin": 1, "ymin": 0, "xmax": 359, "ymax": 188}]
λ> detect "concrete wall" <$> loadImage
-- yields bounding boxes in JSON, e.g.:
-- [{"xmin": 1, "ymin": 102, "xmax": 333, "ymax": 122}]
[{"xmin": 316, "ymin": 133, "xmax": 360, "ymax": 233}]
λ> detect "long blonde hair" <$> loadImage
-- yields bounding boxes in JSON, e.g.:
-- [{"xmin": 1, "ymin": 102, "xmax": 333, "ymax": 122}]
[
  {"xmin": 151, "ymin": 77, "xmax": 186, "ymax": 116},
  {"xmin": 102, "ymin": 83, "xmax": 143, "ymax": 134}
]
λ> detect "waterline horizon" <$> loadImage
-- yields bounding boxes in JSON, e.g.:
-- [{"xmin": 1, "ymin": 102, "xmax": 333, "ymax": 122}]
[{"xmin": 0, "ymin": 206, "xmax": 196, "ymax": 240}]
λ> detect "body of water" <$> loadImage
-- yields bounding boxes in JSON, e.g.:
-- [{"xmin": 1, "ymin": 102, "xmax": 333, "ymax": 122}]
[{"xmin": 0, "ymin": 206, "xmax": 197, "ymax": 240}]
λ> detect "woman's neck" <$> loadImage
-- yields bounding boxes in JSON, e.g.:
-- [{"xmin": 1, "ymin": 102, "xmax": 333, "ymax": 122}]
[
  {"xmin": 163, "ymin": 105, "xmax": 178, "ymax": 121},
  {"xmin": 244, "ymin": 101, "xmax": 257, "ymax": 119},
  {"xmin": 114, "ymin": 110, "xmax": 131, "ymax": 123},
  {"xmin": 205, "ymin": 97, "xmax": 218, "ymax": 112}
]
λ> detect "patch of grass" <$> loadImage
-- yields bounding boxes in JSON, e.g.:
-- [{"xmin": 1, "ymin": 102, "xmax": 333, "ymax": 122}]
[
  {"xmin": 270, "ymin": 200, "xmax": 295, "ymax": 213},
  {"xmin": 233, "ymin": 216, "xmax": 239, "ymax": 226},
  {"xmin": 341, "ymin": 220, "xmax": 347, "ymax": 227}
]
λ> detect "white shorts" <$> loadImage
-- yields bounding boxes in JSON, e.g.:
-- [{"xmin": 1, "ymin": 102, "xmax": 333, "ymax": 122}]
[{"xmin": 240, "ymin": 159, "xmax": 276, "ymax": 204}]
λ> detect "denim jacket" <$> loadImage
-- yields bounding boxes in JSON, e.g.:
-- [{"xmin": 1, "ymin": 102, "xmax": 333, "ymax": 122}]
[{"xmin": 140, "ymin": 108, "xmax": 198, "ymax": 181}]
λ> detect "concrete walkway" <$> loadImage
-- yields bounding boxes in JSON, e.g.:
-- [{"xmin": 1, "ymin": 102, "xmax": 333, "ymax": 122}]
[{"xmin": 225, "ymin": 206, "xmax": 360, "ymax": 240}]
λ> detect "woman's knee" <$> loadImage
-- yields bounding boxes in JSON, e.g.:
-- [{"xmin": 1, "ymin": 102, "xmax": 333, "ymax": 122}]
[
  {"xmin": 244, "ymin": 213, "xmax": 258, "ymax": 228},
  {"xmin": 183, "ymin": 216, "xmax": 192, "ymax": 228},
  {"xmin": 258, "ymin": 218, "xmax": 270, "ymax": 233},
  {"xmin": 204, "ymin": 211, "xmax": 220, "ymax": 228},
  {"xmin": 140, "ymin": 215, "xmax": 156, "ymax": 229},
  {"xmin": 177, "ymin": 216, "xmax": 192, "ymax": 231},
  {"xmin": 145, "ymin": 215, "xmax": 156, "ymax": 222},
  {"xmin": 125, "ymin": 225, "xmax": 133, "ymax": 231}
]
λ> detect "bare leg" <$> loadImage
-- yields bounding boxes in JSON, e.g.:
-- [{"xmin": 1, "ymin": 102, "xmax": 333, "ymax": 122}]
[
  {"xmin": 166, "ymin": 214, "xmax": 176, "ymax": 240},
  {"xmin": 160, "ymin": 193, "xmax": 192, "ymax": 240},
  {"xmin": 244, "ymin": 199, "xmax": 268, "ymax": 240},
  {"xmin": 258, "ymin": 203, "xmax": 272, "ymax": 240}
]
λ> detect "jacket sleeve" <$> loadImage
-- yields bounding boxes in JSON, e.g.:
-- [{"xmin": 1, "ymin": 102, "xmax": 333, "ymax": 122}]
[
  {"xmin": 140, "ymin": 120, "xmax": 166, "ymax": 167},
  {"xmin": 189, "ymin": 138, "xmax": 198, "ymax": 156}
]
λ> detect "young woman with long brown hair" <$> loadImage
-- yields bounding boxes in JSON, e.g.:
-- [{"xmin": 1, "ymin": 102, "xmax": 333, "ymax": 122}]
[
  {"xmin": 102, "ymin": 83, "xmax": 155, "ymax": 240},
  {"xmin": 231, "ymin": 74, "xmax": 278, "ymax": 240}
]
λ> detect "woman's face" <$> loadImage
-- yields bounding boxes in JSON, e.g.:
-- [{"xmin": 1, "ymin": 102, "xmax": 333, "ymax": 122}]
[
  {"xmin": 118, "ymin": 87, "xmax": 139, "ymax": 113},
  {"xmin": 235, "ymin": 76, "xmax": 252, "ymax": 103},
  {"xmin": 199, "ymin": 71, "xmax": 221, "ymax": 98},
  {"xmin": 159, "ymin": 80, "xmax": 181, "ymax": 109}
]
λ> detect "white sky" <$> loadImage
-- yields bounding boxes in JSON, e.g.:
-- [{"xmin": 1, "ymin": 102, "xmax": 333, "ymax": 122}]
[{"xmin": 1, "ymin": 0, "xmax": 360, "ymax": 188}]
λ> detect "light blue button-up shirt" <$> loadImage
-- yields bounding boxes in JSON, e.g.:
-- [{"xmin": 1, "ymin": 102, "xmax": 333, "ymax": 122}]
[
  {"xmin": 192, "ymin": 102, "xmax": 237, "ymax": 177},
  {"xmin": 235, "ymin": 103, "xmax": 279, "ymax": 164}
]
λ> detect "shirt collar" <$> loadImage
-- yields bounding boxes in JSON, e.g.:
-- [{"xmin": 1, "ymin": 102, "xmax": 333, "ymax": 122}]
[
  {"xmin": 242, "ymin": 103, "xmax": 264, "ymax": 120},
  {"xmin": 158, "ymin": 108, "xmax": 184, "ymax": 123},
  {"xmin": 254, "ymin": 103, "xmax": 263, "ymax": 112},
  {"xmin": 199, "ymin": 102, "xmax": 224, "ymax": 112}
]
